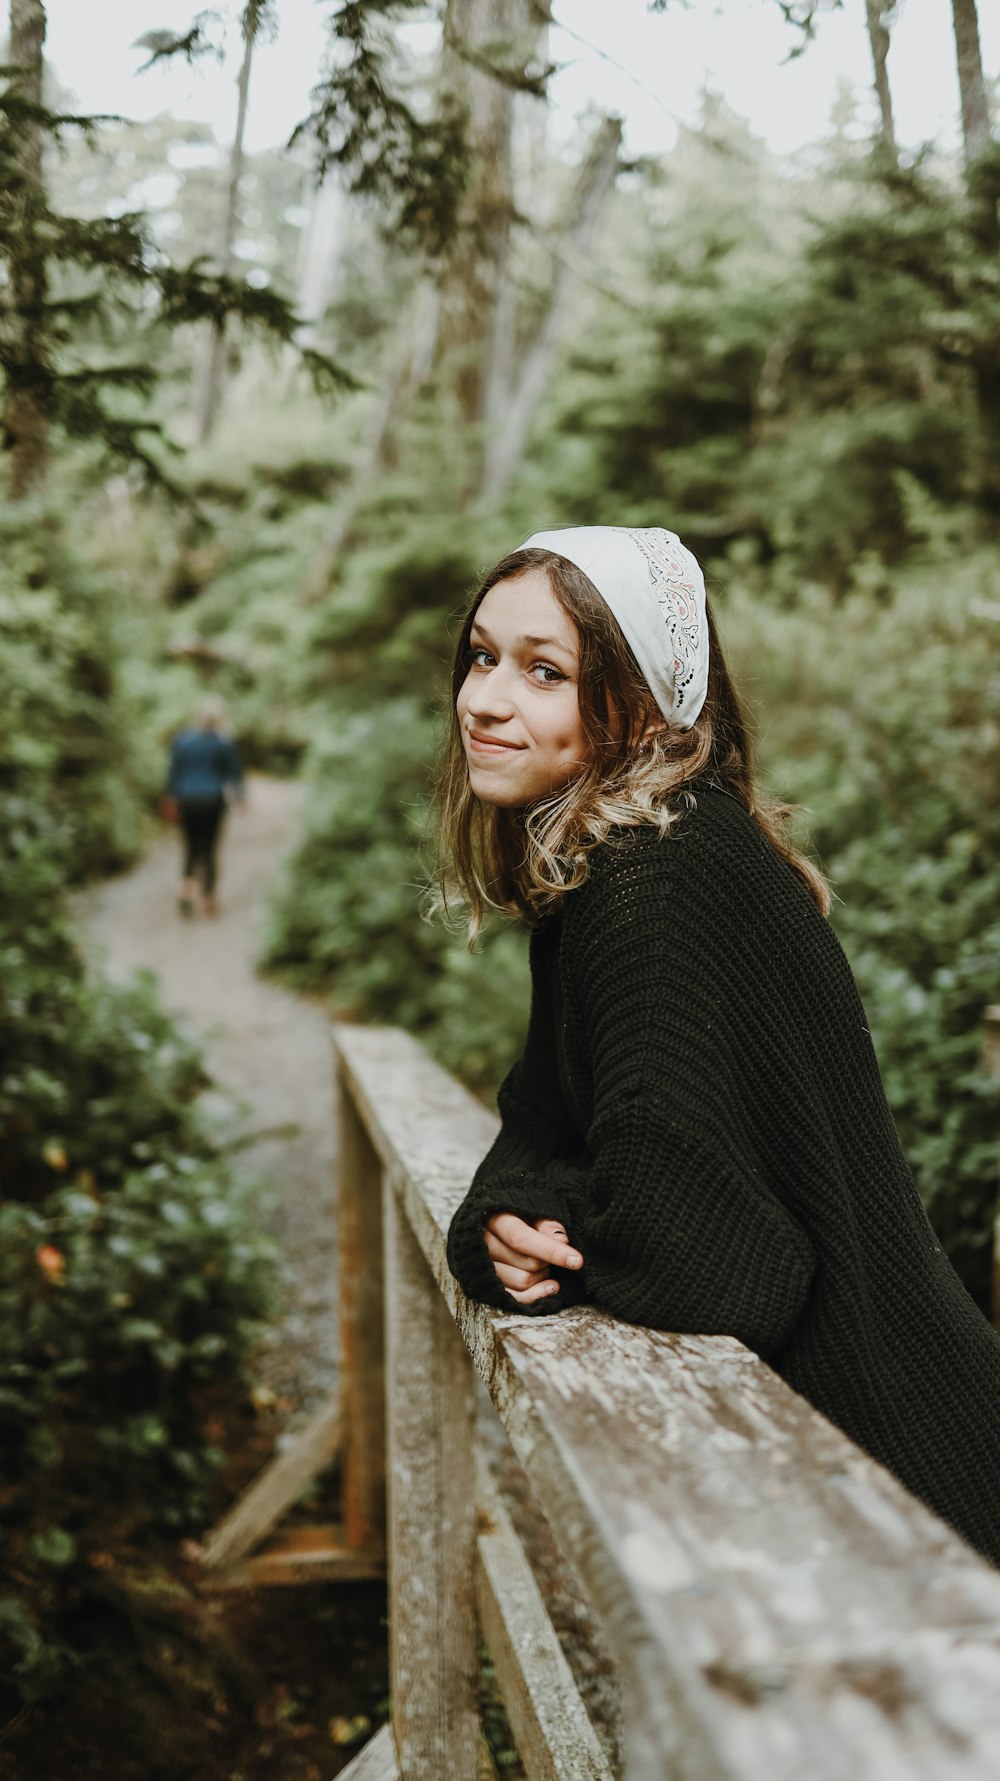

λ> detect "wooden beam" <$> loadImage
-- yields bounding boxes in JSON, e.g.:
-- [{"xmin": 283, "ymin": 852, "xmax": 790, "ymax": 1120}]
[
  {"xmin": 201, "ymin": 1522, "xmax": 385, "ymax": 1590},
  {"xmin": 337, "ymin": 1060, "xmax": 388, "ymax": 1556},
  {"xmin": 200, "ymin": 1396, "xmax": 341, "ymax": 1570},
  {"xmin": 475, "ymin": 1455, "xmax": 612, "ymax": 1781},
  {"xmin": 336, "ymin": 1724, "xmax": 399, "ymax": 1781},
  {"xmin": 384, "ymin": 1180, "xmax": 480, "ymax": 1778}
]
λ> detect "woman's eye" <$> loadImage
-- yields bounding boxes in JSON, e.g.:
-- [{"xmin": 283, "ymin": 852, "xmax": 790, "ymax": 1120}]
[
  {"xmin": 530, "ymin": 662, "xmax": 565, "ymax": 684},
  {"xmin": 469, "ymin": 646, "xmax": 495, "ymax": 668}
]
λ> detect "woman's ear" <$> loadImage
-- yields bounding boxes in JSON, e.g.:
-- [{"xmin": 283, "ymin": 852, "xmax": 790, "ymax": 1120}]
[{"xmin": 639, "ymin": 715, "xmax": 668, "ymax": 750}]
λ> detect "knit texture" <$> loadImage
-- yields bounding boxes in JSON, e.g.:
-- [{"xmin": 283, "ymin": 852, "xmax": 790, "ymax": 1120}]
[{"xmin": 446, "ymin": 783, "xmax": 1000, "ymax": 1565}]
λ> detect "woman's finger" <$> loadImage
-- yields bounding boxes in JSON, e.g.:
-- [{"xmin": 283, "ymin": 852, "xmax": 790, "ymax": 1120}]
[
  {"xmin": 486, "ymin": 1213, "xmax": 583, "ymax": 1271},
  {"xmin": 494, "ymin": 1261, "xmax": 547, "ymax": 1292},
  {"xmin": 505, "ymin": 1277, "xmax": 561, "ymax": 1306},
  {"xmin": 485, "ymin": 1231, "xmax": 551, "ymax": 1272}
]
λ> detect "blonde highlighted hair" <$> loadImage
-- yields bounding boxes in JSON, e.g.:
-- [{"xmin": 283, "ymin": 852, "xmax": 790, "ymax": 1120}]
[{"xmin": 435, "ymin": 547, "xmax": 828, "ymax": 934}]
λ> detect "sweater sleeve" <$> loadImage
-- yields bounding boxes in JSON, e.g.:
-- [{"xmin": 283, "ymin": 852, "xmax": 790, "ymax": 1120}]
[
  {"xmin": 446, "ymin": 926, "xmax": 589, "ymax": 1313},
  {"xmin": 450, "ymin": 832, "xmax": 817, "ymax": 1356}
]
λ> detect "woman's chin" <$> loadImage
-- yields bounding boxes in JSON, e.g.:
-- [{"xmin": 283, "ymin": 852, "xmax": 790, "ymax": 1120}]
[{"xmin": 471, "ymin": 783, "xmax": 528, "ymax": 808}]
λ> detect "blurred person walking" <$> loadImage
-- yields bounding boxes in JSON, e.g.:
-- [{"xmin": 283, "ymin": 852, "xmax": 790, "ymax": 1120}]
[{"xmin": 164, "ymin": 697, "xmax": 245, "ymax": 917}]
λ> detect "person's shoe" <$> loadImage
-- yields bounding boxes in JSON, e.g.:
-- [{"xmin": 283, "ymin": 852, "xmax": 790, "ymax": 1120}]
[
  {"xmin": 178, "ymin": 895, "xmax": 194, "ymax": 918},
  {"xmin": 203, "ymin": 896, "xmax": 219, "ymax": 917}
]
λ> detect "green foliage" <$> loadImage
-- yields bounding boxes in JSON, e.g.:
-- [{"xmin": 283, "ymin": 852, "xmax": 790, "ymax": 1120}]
[
  {"xmin": 0, "ymin": 61, "xmax": 352, "ymax": 491},
  {"xmin": 0, "ymin": 503, "xmax": 160, "ymax": 878},
  {"xmin": 297, "ymin": 0, "xmax": 470, "ymax": 257},
  {"xmin": 529, "ymin": 142, "xmax": 1000, "ymax": 582},
  {"xmin": 0, "ymin": 485, "xmax": 274, "ymax": 1710},
  {"xmin": 0, "ymin": 796, "xmax": 273, "ymax": 1708},
  {"xmin": 263, "ymin": 695, "xmax": 530, "ymax": 1090}
]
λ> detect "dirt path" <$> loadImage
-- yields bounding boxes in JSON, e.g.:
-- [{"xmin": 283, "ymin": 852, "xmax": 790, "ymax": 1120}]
[{"xmin": 77, "ymin": 775, "xmax": 337, "ymax": 1430}]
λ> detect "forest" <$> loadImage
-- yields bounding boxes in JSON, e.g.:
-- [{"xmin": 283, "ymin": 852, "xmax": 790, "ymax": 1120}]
[{"xmin": 1, "ymin": 0, "xmax": 999, "ymax": 1775}]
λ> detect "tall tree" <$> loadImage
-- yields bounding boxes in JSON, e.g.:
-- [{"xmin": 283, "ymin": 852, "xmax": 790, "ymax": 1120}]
[
  {"xmin": 196, "ymin": 1, "xmax": 271, "ymax": 441},
  {"xmin": 295, "ymin": 166, "xmax": 348, "ymax": 350},
  {"xmin": 435, "ymin": 0, "xmax": 539, "ymax": 434},
  {"xmin": 863, "ymin": 0, "xmax": 897, "ymax": 161},
  {"xmin": 305, "ymin": 0, "xmax": 545, "ymax": 587},
  {"xmin": 5, "ymin": 0, "xmax": 48, "ymax": 495},
  {"xmin": 0, "ymin": 29, "xmax": 348, "ymax": 498},
  {"xmin": 950, "ymin": 0, "xmax": 993, "ymax": 167},
  {"xmin": 479, "ymin": 113, "xmax": 622, "ymax": 504}
]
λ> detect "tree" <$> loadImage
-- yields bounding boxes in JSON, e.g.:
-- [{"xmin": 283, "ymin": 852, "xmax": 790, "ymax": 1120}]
[
  {"xmin": 0, "ymin": 2, "xmax": 350, "ymax": 499},
  {"xmin": 435, "ymin": 0, "xmax": 538, "ymax": 436},
  {"xmin": 863, "ymin": 0, "xmax": 897, "ymax": 162},
  {"xmin": 950, "ymin": 0, "xmax": 993, "ymax": 167},
  {"xmin": 304, "ymin": 0, "xmax": 547, "ymax": 582},
  {"xmin": 196, "ymin": 0, "xmax": 273, "ymax": 441},
  {"xmin": 4, "ymin": 0, "xmax": 48, "ymax": 494},
  {"xmin": 294, "ymin": 166, "xmax": 349, "ymax": 350},
  {"xmin": 479, "ymin": 113, "xmax": 622, "ymax": 503}
]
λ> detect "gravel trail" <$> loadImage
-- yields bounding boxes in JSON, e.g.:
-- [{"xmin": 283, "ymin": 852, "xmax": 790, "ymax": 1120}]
[{"xmin": 77, "ymin": 775, "xmax": 337, "ymax": 1430}]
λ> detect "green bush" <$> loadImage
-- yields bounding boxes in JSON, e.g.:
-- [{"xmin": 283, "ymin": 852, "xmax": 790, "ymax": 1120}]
[
  {"xmin": 0, "ymin": 504, "xmax": 163, "ymax": 880},
  {"xmin": 0, "ymin": 803, "xmax": 273, "ymax": 1708},
  {"xmin": 263, "ymin": 697, "xmax": 530, "ymax": 1090}
]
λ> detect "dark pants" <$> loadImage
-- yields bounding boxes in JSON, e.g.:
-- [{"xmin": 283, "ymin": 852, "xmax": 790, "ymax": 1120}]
[{"xmin": 180, "ymin": 796, "xmax": 225, "ymax": 895}]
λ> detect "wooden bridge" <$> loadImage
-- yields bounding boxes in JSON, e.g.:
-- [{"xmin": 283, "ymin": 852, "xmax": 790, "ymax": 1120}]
[{"xmin": 204, "ymin": 1023, "xmax": 1000, "ymax": 1780}]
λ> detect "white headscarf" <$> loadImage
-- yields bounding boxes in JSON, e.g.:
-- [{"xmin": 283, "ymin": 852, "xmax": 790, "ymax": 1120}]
[{"xmin": 522, "ymin": 525, "xmax": 709, "ymax": 730}]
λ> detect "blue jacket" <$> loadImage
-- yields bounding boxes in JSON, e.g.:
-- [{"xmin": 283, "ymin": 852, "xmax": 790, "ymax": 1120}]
[{"xmin": 167, "ymin": 728, "xmax": 244, "ymax": 801}]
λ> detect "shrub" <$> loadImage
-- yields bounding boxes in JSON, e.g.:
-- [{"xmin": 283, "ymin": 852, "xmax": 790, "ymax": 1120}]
[
  {"xmin": 0, "ymin": 505, "xmax": 162, "ymax": 880},
  {"xmin": 0, "ymin": 801, "xmax": 273, "ymax": 1709},
  {"xmin": 263, "ymin": 698, "xmax": 530, "ymax": 1090}
]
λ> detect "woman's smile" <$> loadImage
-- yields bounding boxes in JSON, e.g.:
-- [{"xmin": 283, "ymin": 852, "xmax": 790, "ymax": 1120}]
[{"xmin": 465, "ymin": 727, "xmax": 526, "ymax": 755}]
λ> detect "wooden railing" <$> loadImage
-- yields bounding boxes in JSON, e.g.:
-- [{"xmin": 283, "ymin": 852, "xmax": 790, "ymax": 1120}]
[{"xmin": 330, "ymin": 1023, "xmax": 1000, "ymax": 1781}]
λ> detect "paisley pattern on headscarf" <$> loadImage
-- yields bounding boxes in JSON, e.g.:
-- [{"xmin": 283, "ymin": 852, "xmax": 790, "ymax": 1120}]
[{"xmin": 612, "ymin": 526, "xmax": 705, "ymax": 721}]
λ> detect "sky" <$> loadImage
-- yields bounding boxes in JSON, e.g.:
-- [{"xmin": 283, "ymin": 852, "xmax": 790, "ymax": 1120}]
[{"xmin": 39, "ymin": 0, "xmax": 1000, "ymax": 165}]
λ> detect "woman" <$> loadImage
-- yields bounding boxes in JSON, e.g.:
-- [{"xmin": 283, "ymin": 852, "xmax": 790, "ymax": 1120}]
[
  {"xmin": 443, "ymin": 525, "xmax": 1000, "ymax": 1566},
  {"xmin": 165, "ymin": 696, "xmax": 244, "ymax": 916}
]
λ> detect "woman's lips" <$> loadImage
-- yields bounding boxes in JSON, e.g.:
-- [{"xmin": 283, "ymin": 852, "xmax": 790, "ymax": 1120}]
[{"xmin": 466, "ymin": 729, "xmax": 525, "ymax": 756}]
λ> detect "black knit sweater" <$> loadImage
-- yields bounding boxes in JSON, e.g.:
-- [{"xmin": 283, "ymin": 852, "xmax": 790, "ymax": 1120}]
[{"xmin": 446, "ymin": 783, "xmax": 1000, "ymax": 1566}]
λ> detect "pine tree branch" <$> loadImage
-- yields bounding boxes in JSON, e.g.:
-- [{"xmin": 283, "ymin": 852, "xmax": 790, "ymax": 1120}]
[
  {"xmin": 293, "ymin": 2, "xmax": 469, "ymax": 256},
  {"xmin": 132, "ymin": 16, "xmax": 222, "ymax": 73}
]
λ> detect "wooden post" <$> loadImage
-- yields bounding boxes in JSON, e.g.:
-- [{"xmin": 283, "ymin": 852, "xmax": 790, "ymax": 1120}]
[
  {"xmin": 383, "ymin": 1179, "xmax": 480, "ymax": 1779},
  {"xmin": 337, "ymin": 1062, "xmax": 387, "ymax": 1559}
]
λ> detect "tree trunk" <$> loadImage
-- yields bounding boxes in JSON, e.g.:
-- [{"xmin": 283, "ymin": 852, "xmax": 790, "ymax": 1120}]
[
  {"xmin": 479, "ymin": 115, "xmax": 622, "ymax": 505},
  {"xmin": 950, "ymin": 0, "xmax": 993, "ymax": 169},
  {"xmin": 196, "ymin": 5, "xmax": 256, "ymax": 442},
  {"xmin": 303, "ymin": 313, "xmax": 418, "ymax": 599},
  {"xmin": 304, "ymin": 0, "xmax": 541, "ymax": 595},
  {"xmin": 435, "ymin": 0, "xmax": 535, "ymax": 434},
  {"xmin": 6, "ymin": 0, "xmax": 49, "ymax": 497},
  {"xmin": 863, "ymin": 0, "xmax": 897, "ymax": 161},
  {"xmin": 295, "ymin": 165, "xmax": 348, "ymax": 351}
]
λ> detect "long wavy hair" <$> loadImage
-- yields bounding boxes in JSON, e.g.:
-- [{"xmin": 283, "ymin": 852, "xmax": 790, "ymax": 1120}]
[{"xmin": 435, "ymin": 547, "xmax": 829, "ymax": 933}]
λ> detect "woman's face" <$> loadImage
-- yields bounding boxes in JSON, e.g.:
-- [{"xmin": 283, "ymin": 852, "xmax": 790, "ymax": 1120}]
[{"xmin": 457, "ymin": 569, "xmax": 590, "ymax": 808}]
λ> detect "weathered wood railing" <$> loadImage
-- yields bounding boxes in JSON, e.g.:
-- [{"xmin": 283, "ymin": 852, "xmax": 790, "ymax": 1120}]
[{"xmin": 332, "ymin": 1023, "xmax": 1000, "ymax": 1781}]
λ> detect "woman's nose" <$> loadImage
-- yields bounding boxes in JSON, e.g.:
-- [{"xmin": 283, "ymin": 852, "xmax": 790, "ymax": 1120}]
[{"xmin": 464, "ymin": 666, "xmax": 515, "ymax": 720}]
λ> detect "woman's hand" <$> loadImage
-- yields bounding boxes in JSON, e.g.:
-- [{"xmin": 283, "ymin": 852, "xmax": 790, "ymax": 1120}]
[{"xmin": 484, "ymin": 1213, "xmax": 583, "ymax": 1306}]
